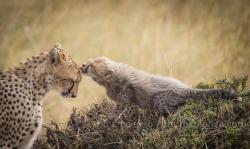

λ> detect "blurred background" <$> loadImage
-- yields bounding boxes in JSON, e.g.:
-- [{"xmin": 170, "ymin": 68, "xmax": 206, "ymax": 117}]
[{"xmin": 0, "ymin": 0, "xmax": 249, "ymax": 124}]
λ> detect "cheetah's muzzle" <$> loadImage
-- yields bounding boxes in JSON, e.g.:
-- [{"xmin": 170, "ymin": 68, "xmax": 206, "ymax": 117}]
[{"xmin": 61, "ymin": 80, "xmax": 77, "ymax": 98}]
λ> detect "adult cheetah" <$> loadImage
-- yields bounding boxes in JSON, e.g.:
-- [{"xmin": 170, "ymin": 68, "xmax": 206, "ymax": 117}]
[
  {"xmin": 0, "ymin": 44, "xmax": 81, "ymax": 149},
  {"xmin": 81, "ymin": 57, "xmax": 238, "ymax": 116}
]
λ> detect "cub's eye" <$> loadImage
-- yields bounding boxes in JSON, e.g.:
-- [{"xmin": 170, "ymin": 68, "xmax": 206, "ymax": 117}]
[
  {"xmin": 86, "ymin": 65, "xmax": 91, "ymax": 70},
  {"xmin": 83, "ymin": 64, "xmax": 93, "ymax": 73}
]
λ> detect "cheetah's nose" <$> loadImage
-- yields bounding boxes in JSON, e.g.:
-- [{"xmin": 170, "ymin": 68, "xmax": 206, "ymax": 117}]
[{"xmin": 71, "ymin": 94, "xmax": 77, "ymax": 98}]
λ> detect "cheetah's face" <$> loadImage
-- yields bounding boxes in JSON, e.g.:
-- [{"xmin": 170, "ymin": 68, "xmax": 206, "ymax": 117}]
[
  {"xmin": 80, "ymin": 57, "xmax": 113, "ymax": 83},
  {"xmin": 48, "ymin": 46, "xmax": 81, "ymax": 98}
]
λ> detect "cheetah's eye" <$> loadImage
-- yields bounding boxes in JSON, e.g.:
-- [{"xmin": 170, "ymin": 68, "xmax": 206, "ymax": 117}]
[
  {"xmin": 64, "ymin": 78, "xmax": 79, "ymax": 84},
  {"xmin": 60, "ymin": 79, "xmax": 73, "ymax": 84}
]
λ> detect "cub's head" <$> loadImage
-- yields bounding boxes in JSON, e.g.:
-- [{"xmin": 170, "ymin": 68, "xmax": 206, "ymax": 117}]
[
  {"xmin": 47, "ymin": 43, "xmax": 81, "ymax": 98},
  {"xmin": 80, "ymin": 57, "xmax": 114, "ymax": 85}
]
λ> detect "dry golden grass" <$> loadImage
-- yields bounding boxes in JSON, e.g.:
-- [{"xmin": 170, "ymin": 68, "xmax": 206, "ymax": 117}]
[{"xmin": 0, "ymin": 0, "xmax": 249, "ymax": 123}]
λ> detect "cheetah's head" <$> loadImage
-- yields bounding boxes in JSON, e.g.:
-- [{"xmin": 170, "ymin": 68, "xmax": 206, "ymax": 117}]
[
  {"xmin": 80, "ymin": 57, "xmax": 114, "ymax": 85},
  {"xmin": 47, "ymin": 44, "xmax": 81, "ymax": 98}
]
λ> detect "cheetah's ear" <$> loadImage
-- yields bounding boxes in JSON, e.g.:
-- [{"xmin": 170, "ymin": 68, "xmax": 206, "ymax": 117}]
[
  {"xmin": 50, "ymin": 48, "xmax": 60, "ymax": 65},
  {"xmin": 55, "ymin": 43, "xmax": 63, "ymax": 50}
]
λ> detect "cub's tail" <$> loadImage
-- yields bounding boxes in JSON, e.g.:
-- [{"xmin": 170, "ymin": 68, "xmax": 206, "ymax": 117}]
[{"xmin": 186, "ymin": 89, "xmax": 238, "ymax": 100}]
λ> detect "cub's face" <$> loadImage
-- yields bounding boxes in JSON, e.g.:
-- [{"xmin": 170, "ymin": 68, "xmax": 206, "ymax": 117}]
[
  {"xmin": 80, "ymin": 57, "xmax": 113, "ymax": 84},
  {"xmin": 48, "ymin": 44, "xmax": 81, "ymax": 98}
]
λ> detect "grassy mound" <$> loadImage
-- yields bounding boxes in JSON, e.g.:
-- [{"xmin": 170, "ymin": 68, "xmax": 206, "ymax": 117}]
[{"xmin": 34, "ymin": 76, "xmax": 250, "ymax": 149}]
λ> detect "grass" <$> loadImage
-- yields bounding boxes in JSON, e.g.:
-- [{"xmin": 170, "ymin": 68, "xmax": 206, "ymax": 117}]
[
  {"xmin": 0, "ymin": 0, "xmax": 250, "ymax": 124},
  {"xmin": 34, "ymin": 76, "xmax": 250, "ymax": 149}
]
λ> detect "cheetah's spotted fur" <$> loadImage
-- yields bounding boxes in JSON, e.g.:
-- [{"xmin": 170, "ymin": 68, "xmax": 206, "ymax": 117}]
[{"xmin": 0, "ymin": 44, "xmax": 81, "ymax": 149}]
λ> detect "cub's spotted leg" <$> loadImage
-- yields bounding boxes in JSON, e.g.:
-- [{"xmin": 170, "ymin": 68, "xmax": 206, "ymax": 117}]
[
  {"xmin": 108, "ymin": 87, "xmax": 136, "ymax": 122},
  {"xmin": 106, "ymin": 84, "xmax": 136, "ymax": 120},
  {"xmin": 1, "ymin": 146, "xmax": 12, "ymax": 149},
  {"xmin": 152, "ymin": 90, "xmax": 187, "ymax": 115},
  {"xmin": 109, "ymin": 97, "xmax": 132, "ymax": 122}
]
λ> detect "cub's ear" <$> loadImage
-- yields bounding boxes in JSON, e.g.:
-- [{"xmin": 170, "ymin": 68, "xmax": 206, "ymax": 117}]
[
  {"xmin": 104, "ymin": 70, "xmax": 113, "ymax": 80},
  {"xmin": 50, "ymin": 48, "xmax": 60, "ymax": 65}
]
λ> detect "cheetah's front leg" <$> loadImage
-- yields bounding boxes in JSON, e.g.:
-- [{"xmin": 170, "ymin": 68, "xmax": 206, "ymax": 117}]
[{"xmin": 19, "ymin": 119, "xmax": 42, "ymax": 149}]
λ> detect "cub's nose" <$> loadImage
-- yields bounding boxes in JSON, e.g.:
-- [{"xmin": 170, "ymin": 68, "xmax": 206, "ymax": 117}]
[{"xmin": 81, "ymin": 64, "xmax": 87, "ymax": 74}]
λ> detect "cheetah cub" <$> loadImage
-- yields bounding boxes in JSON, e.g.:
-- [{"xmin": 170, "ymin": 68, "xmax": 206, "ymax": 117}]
[
  {"xmin": 81, "ymin": 57, "xmax": 237, "ymax": 115},
  {"xmin": 0, "ymin": 44, "xmax": 81, "ymax": 149}
]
